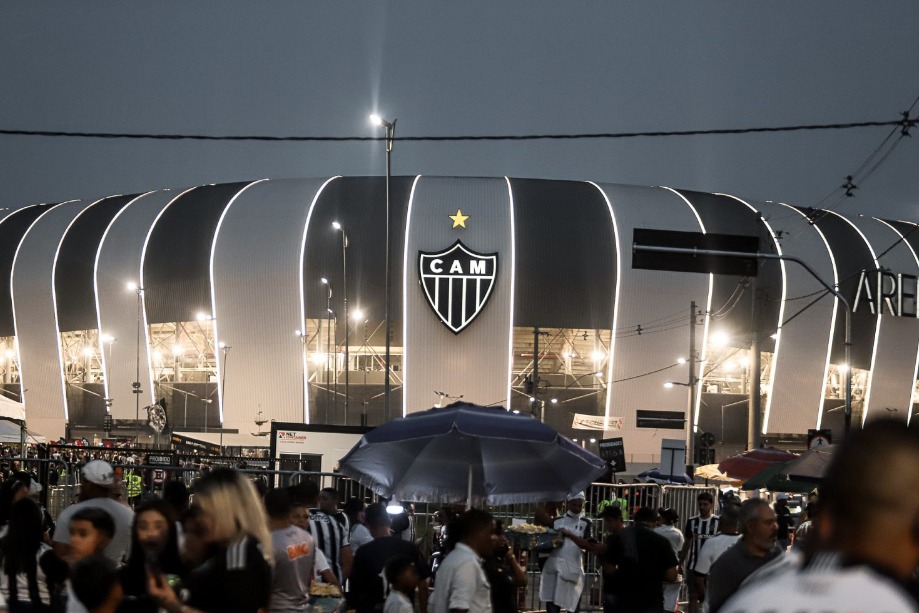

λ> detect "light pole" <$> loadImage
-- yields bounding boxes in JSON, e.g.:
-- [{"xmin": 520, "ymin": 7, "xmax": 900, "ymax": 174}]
[
  {"xmin": 296, "ymin": 330, "xmax": 307, "ymax": 422},
  {"xmin": 370, "ymin": 113, "xmax": 396, "ymax": 422},
  {"xmin": 351, "ymin": 309, "xmax": 368, "ymax": 426},
  {"xmin": 126, "ymin": 282, "xmax": 144, "ymax": 441},
  {"xmin": 321, "ymin": 277, "xmax": 333, "ymax": 423},
  {"xmin": 219, "ymin": 343, "xmax": 229, "ymax": 453},
  {"xmin": 332, "ymin": 221, "xmax": 350, "ymax": 424}
]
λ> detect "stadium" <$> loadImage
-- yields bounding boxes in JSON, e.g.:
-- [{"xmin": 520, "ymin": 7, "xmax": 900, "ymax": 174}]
[{"xmin": 2, "ymin": 176, "xmax": 917, "ymax": 465}]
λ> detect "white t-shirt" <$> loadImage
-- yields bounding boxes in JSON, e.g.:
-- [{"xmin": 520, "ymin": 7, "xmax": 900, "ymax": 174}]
[
  {"xmin": 693, "ymin": 533, "xmax": 741, "ymax": 576},
  {"xmin": 383, "ymin": 589, "xmax": 414, "ymax": 613},
  {"xmin": 720, "ymin": 563, "xmax": 918, "ymax": 613},
  {"xmin": 654, "ymin": 524, "xmax": 685, "ymax": 557},
  {"xmin": 54, "ymin": 497, "xmax": 134, "ymax": 562},
  {"xmin": 429, "ymin": 543, "xmax": 491, "ymax": 613},
  {"xmin": 351, "ymin": 523, "xmax": 373, "ymax": 554}
]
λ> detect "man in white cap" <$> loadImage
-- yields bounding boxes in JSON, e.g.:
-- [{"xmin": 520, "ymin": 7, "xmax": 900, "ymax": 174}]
[
  {"xmin": 52, "ymin": 459, "xmax": 134, "ymax": 562},
  {"xmin": 540, "ymin": 491, "xmax": 592, "ymax": 613}
]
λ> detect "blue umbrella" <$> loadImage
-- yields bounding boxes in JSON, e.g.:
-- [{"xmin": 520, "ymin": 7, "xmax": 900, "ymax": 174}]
[
  {"xmin": 638, "ymin": 468, "xmax": 694, "ymax": 485},
  {"xmin": 338, "ymin": 402, "xmax": 608, "ymax": 506}
]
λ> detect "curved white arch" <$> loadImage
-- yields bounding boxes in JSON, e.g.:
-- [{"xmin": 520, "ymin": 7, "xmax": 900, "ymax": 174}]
[
  {"xmin": 716, "ymin": 194, "xmax": 787, "ymax": 434},
  {"xmin": 661, "ymin": 187, "xmax": 712, "ymax": 437}
]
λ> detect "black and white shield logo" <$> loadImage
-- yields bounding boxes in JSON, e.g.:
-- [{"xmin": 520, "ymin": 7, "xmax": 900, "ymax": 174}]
[{"xmin": 418, "ymin": 240, "xmax": 498, "ymax": 334}]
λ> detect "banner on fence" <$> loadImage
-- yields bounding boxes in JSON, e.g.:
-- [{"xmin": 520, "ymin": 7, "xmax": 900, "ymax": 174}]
[{"xmin": 571, "ymin": 414, "xmax": 623, "ymax": 431}]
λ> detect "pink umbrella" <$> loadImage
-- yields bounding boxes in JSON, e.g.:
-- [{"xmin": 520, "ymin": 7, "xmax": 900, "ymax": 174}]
[{"xmin": 718, "ymin": 448, "xmax": 798, "ymax": 480}]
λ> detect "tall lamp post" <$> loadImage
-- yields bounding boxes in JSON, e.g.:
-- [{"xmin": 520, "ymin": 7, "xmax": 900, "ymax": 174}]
[
  {"xmin": 321, "ymin": 277, "xmax": 333, "ymax": 423},
  {"xmin": 332, "ymin": 221, "xmax": 350, "ymax": 424},
  {"xmin": 370, "ymin": 113, "xmax": 396, "ymax": 422},
  {"xmin": 295, "ymin": 330, "xmax": 307, "ymax": 422},
  {"xmin": 126, "ymin": 282, "xmax": 144, "ymax": 440},
  {"xmin": 351, "ymin": 309, "xmax": 368, "ymax": 426}
]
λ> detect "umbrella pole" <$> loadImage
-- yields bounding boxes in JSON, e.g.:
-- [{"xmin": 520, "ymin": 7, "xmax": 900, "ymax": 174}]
[{"xmin": 466, "ymin": 464, "xmax": 472, "ymax": 511}]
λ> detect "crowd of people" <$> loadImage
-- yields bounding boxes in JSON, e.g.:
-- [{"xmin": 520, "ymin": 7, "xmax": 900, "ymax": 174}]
[{"xmin": 0, "ymin": 419, "xmax": 912, "ymax": 612}]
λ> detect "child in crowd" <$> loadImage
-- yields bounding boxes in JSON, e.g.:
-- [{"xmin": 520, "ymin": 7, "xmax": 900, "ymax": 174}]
[
  {"xmin": 68, "ymin": 508, "xmax": 115, "ymax": 561},
  {"xmin": 289, "ymin": 501, "xmax": 312, "ymax": 533},
  {"xmin": 383, "ymin": 555, "xmax": 419, "ymax": 613},
  {"xmin": 67, "ymin": 508, "xmax": 115, "ymax": 613},
  {"xmin": 70, "ymin": 556, "xmax": 123, "ymax": 613}
]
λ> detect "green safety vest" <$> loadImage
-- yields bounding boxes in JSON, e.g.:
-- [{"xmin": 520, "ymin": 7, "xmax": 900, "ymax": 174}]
[
  {"xmin": 124, "ymin": 471, "xmax": 143, "ymax": 498},
  {"xmin": 597, "ymin": 496, "xmax": 630, "ymax": 520}
]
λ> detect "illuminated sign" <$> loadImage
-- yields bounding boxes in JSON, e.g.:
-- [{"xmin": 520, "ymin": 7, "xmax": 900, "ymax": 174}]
[
  {"xmin": 853, "ymin": 270, "xmax": 917, "ymax": 317},
  {"xmin": 419, "ymin": 240, "xmax": 497, "ymax": 333}
]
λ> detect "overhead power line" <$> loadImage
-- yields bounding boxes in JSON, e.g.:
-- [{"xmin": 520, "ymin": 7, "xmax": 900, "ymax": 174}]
[{"xmin": 0, "ymin": 118, "xmax": 910, "ymax": 143}]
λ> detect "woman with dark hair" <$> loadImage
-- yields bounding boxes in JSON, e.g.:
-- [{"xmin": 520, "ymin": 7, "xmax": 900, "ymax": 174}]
[
  {"xmin": 343, "ymin": 498, "xmax": 372, "ymax": 554},
  {"xmin": 0, "ymin": 498, "xmax": 66, "ymax": 612},
  {"xmin": 0, "ymin": 473, "xmax": 33, "ymax": 536},
  {"xmin": 483, "ymin": 520, "xmax": 527, "ymax": 613},
  {"xmin": 119, "ymin": 500, "xmax": 186, "ymax": 612}
]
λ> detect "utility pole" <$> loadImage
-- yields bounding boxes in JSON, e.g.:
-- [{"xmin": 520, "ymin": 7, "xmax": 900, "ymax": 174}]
[
  {"xmin": 687, "ymin": 301, "xmax": 697, "ymax": 464},
  {"xmin": 747, "ymin": 280, "xmax": 762, "ymax": 450},
  {"xmin": 532, "ymin": 327, "xmax": 545, "ymax": 421}
]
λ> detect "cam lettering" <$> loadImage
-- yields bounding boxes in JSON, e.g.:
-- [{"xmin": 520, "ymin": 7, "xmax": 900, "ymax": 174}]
[{"xmin": 425, "ymin": 257, "xmax": 490, "ymax": 276}]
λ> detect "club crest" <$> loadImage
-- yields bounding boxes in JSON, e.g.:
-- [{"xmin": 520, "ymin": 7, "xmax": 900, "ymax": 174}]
[{"xmin": 418, "ymin": 240, "xmax": 498, "ymax": 334}]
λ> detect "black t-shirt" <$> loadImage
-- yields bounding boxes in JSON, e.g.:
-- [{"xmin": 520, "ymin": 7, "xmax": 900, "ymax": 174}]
[
  {"xmin": 603, "ymin": 526, "xmax": 678, "ymax": 611},
  {"xmin": 483, "ymin": 555, "xmax": 518, "ymax": 613},
  {"xmin": 775, "ymin": 504, "xmax": 792, "ymax": 539},
  {"xmin": 347, "ymin": 536, "xmax": 430, "ymax": 613},
  {"xmin": 184, "ymin": 536, "xmax": 271, "ymax": 613}
]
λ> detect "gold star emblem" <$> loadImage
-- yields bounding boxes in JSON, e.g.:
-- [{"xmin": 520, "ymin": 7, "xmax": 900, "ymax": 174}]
[{"xmin": 449, "ymin": 209, "xmax": 470, "ymax": 229}]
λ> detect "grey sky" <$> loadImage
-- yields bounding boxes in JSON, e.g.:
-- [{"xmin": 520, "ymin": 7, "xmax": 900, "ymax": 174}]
[{"xmin": 1, "ymin": 2, "xmax": 918, "ymax": 219}]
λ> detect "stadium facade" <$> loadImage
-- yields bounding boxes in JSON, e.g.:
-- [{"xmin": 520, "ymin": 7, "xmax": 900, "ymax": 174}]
[{"xmin": 3, "ymin": 177, "xmax": 918, "ymax": 464}]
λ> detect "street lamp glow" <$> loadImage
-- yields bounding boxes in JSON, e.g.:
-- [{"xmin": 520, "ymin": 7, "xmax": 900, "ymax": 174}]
[
  {"xmin": 321, "ymin": 277, "xmax": 329, "ymax": 285},
  {"xmin": 837, "ymin": 364, "xmax": 849, "ymax": 373},
  {"xmin": 4, "ymin": 350, "xmax": 14, "ymax": 359},
  {"xmin": 294, "ymin": 329, "xmax": 302, "ymax": 337},
  {"xmin": 551, "ymin": 398, "xmax": 558, "ymax": 404},
  {"xmin": 312, "ymin": 353, "xmax": 328, "ymax": 365},
  {"xmin": 739, "ymin": 357, "xmax": 750, "ymax": 367},
  {"xmin": 152, "ymin": 350, "xmax": 163, "ymax": 362},
  {"xmin": 172, "ymin": 345, "xmax": 185, "ymax": 356},
  {"xmin": 218, "ymin": 341, "xmax": 226, "ymax": 349},
  {"xmin": 711, "ymin": 331, "xmax": 730, "ymax": 347},
  {"xmin": 591, "ymin": 350, "xmax": 605, "ymax": 362},
  {"xmin": 676, "ymin": 357, "xmax": 687, "ymax": 365},
  {"xmin": 589, "ymin": 438, "xmax": 597, "ymax": 443},
  {"xmin": 82, "ymin": 347, "xmax": 93, "ymax": 357},
  {"xmin": 126, "ymin": 281, "xmax": 138, "ymax": 291},
  {"xmin": 332, "ymin": 221, "xmax": 341, "ymax": 230},
  {"xmin": 101, "ymin": 334, "xmax": 115, "ymax": 344},
  {"xmin": 351, "ymin": 309, "xmax": 365, "ymax": 322},
  {"xmin": 664, "ymin": 381, "xmax": 675, "ymax": 388},
  {"xmin": 369, "ymin": 113, "xmax": 383, "ymax": 126},
  {"xmin": 529, "ymin": 397, "xmax": 535, "ymax": 403},
  {"xmin": 195, "ymin": 312, "xmax": 211, "ymax": 322},
  {"xmin": 594, "ymin": 371, "xmax": 603, "ymax": 377}
]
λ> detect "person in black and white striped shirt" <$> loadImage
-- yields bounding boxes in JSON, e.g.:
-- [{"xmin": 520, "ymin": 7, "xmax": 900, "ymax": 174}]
[
  {"xmin": 680, "ymin": 491, "xmax": 719, "ymax": 613},
  {"xmin": 312, "ymin": 488, "xmax": 353, "ymax": 584}
]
